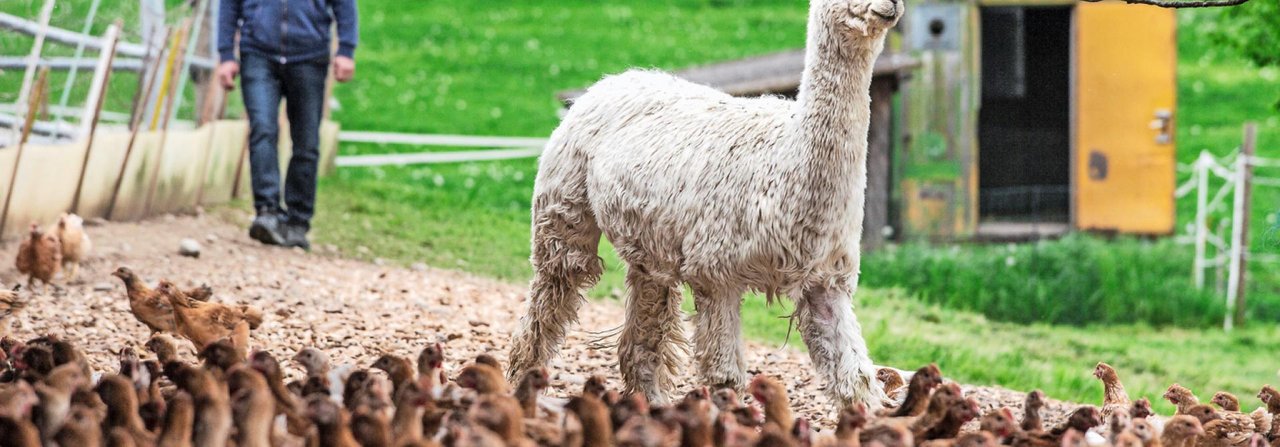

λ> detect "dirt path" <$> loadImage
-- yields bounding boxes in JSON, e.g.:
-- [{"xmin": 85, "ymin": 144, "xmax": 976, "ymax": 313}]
[{"xmin": 0, "ymin": 213, "xmax": 1083, "ymax": 428}]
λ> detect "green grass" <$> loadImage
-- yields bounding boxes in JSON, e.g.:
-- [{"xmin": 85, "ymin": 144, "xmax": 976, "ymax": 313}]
[
  {"xmin": 848, "ymin": 288, "xmax": 1279, "ymax": 415},
  {"xmin": 4, "ymin": 0, "xmax": 1280, "ymax": 411},
  {"xmin": 861, "ymin": 235, "xmax": 1237, "ymax": 327}
]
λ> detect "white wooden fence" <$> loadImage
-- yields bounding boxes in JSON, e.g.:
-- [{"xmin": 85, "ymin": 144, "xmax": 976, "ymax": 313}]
[{"xmin": 1175, "ymin": 122, "xmax": 1269, "ymax": 330}]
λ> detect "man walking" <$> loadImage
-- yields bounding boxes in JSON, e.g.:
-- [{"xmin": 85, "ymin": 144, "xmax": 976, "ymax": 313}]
[{"xmin": 216, "ymin": 0, "xmax": 358, "ymax": 250}]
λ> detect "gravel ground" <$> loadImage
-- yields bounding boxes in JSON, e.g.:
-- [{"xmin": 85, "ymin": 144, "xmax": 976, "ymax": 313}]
[{"xmin": 0, "ymin": 213, "xmax": 1084, "ymax": 429}]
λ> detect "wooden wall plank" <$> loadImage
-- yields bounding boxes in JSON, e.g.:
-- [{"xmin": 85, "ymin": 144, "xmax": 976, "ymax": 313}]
[
  {"xmin": 109, "ymin": 131, "xmax": 163, "ymax": 222},
  {"xmin": 147, "ymin": 125, "xmax": 212, "ymax": 214},
  {"xmin": 200, "ymin": 120, "xmax": 248, "ymax": 205},
  {"xmin": 75, "ymin": 131, "xmax": 133, "ymax": 218},
  {"xmin": 0, "ymin": 119, "xmax": 339, "ymax": 240},
  {"xmin": 3, "ymin": 141, "xmax": 88, "ymax": 237}
]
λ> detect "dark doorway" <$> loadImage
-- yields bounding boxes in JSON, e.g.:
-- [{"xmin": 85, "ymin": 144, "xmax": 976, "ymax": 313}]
[{"xmin": 978, "ymin": 6, "xmax": 1072, "ymax": 225}]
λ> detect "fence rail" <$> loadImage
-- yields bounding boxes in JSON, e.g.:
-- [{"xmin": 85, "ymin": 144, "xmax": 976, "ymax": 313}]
[
  {"xmin": 0, "ymin": 12, "xmax": 216, "ymax": 69},
  {"xmin": 334, "ymin": 131, "xmax": 548, "ymax": 167}
]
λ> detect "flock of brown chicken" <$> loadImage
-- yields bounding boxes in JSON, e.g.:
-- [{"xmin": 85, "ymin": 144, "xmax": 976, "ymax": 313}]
[
  {"xmin": 13, "ymin": 213, "xmax": 92, "ymax": 293},
  {"xmin": 2, "ymin": 309, "xmax": 1280, "ymax": 447},
  {"xmin": 4, "ymin": 220, "xmax": 1280, "ymax": 447}
]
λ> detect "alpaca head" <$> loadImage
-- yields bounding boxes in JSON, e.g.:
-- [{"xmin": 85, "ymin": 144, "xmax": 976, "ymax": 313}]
[{"xmin": 815, "ymin": 0, "xmax": 903, "ymax": 40}]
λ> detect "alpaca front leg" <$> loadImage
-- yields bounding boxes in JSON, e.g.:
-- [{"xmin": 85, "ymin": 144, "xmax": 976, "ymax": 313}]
[
  {"xmin": 618, "ymin": 268, "xmax": 688, "ymax": 405},
  {"xmin": 796, "ymin": 282, "xmax": 887, "ymax": 410},
  {"xmin": 692, "ymin": 286, "xmax": 748, "ymax": 391}
]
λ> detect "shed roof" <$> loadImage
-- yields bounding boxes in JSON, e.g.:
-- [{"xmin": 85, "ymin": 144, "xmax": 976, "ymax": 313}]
[{"xmin": 557, "ymin": 49, "xmax": 919, "ymax": 104}]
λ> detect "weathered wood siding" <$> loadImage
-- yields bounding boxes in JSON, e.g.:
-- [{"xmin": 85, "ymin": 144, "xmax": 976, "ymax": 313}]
[{"xmin": 900, "ymin": 1, "xmax": 981, "ymax": 239}]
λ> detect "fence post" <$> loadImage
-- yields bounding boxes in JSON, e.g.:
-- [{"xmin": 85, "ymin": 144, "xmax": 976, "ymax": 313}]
[
  {"xmin": 0, "ymin": 68, "xmax": 49, "ymax": 237},
  {"xmin": 70, "ymin": 23, "xmax": 121, "ymax": 214},
  {"xmin": 107, "ymin": 26, "xmax": 172, "ymax": 221},
  {"xmin": 1193, "ymin": 152, "xmax": 1209, "ymax": 289},
  {"xmin": 10, "ymin": 0, "xmax": 55, "ymax": 145},
  {"xmin": 1225, "ymin": 122, "xmax": 1258, "ymax": 330},
  {"xmin": 144, "ymin": 19, "xmax": 194, "ymax": 215},
  {"xmin": 168, "ymin": 0, "xmax": 210, "ymax": 126}
]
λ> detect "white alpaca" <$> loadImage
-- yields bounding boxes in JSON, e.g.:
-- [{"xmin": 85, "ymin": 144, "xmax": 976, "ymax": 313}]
[{"xmin": 508, "ymin": 0, "xmax": 903, "ymax": 409}]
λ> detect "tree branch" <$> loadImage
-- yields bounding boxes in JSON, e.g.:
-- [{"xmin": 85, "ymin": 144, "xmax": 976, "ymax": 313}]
[{"xmin": 1080, "ymin": 0, "xmax": 1249, "ymax": 7}]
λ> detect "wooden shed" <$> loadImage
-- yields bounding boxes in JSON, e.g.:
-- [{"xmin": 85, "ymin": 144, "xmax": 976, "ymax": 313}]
[
  {"xmin": 900, "ymin": 0, "xmax": 1178, "ymax": 240},
  {"xmin": 557, "ymin": 51, "xmax": 921, "ymax": 250}
]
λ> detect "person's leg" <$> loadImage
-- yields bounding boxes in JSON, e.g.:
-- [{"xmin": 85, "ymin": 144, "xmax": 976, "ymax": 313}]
[
  {"xmin": 239, "ymin": 53, "xmax": 286, "ymax": 245},
  {"xmin": 278, "ymin": 58, "xmax": 328, "ymax": 249}
]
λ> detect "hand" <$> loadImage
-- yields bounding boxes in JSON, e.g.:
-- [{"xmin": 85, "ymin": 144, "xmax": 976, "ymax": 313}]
[
  {"xmin": 216, "ymin": 61, "xmax": 240, "ymax": 90},
  {"xmin": 333, "ymin": 56, "xmax": 355, "ymax": 83}
]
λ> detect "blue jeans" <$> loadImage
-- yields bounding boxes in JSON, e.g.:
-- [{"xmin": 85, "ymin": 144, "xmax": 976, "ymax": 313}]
[{"xmin": 240, "ymin": 52, "xmax": 327, "ymax": 230}]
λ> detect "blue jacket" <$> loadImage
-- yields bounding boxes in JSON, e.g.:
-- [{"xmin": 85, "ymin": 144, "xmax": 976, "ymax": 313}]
[{"xmin": 218, "ymin": 0, "xmax": 358, "ymax": 64}]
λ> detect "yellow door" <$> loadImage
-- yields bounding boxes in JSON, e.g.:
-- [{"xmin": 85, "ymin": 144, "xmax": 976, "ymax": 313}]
[{"xmin": 1074, "ymin": 3, "xmax": 1177, "ymax": 234}]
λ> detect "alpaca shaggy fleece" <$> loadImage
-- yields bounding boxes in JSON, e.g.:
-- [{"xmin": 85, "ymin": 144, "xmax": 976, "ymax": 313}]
[{"xmin": 509, "ymin": 0, "xmax": 904, "ymax": 409}]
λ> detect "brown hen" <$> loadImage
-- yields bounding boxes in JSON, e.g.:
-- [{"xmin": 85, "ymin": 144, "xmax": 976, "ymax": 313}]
[
  {"xmin": 55, "ymin": 213, "xmax": 91, "ymax": 282},
  {"xmin": 0, "ymin": 285, "xmax": 26, "ymax": 337},
  {"xmin": 159, "ymin": 281, "xmax": 262, "ymax": 360},
  {"xmin": 1096, "ymin": 362, "xmax": 1131, "ymax": 420},
  {"xmin": 15, "ymin": 224, "xmax": 61, "ymax": 292},
  {"xmin": 113, "ymin": 267, "xmax": 213, "ymax": 333},
  {"xmin": 885, "ymin": 364, "xmax": 944, "ymax": 418}
]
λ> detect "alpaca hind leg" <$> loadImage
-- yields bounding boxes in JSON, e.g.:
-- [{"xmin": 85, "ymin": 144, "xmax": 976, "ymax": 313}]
[
  {"xmin": 691, "ymin": 286, "xmax": 748, "ymax": 391},
  {"xmin": 618, "ymin": 268, "xmax": 688, "ymax": 405},
  {"xmin": 796, "ymin": 281, "xmax": 887, "ymax": 410},
  {"xmin": 507, "ymin": 201, "xmax": 603, "ymax": 383}
]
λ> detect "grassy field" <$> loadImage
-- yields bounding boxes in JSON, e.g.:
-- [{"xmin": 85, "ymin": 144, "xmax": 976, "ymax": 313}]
[
  {"xmin": 861, "ymin": 236, "xmax": 1233, "ymax": 327},
  {"xmin": 3, "ymin": 1, "xmax": 1280, "ymax": 412}
]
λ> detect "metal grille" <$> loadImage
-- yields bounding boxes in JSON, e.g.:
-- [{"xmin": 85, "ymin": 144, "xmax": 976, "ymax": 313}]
[{"xmin": 979, "ymin": 185, "xmax": 1070, "ymax": 220}]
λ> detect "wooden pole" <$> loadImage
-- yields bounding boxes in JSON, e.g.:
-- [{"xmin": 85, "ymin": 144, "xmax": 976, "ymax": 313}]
[
  {"xmin": 1225, "ymin": 123, "xmax": 1257, "ymax": 329},
  {"xmin": 107, "ymin": 26, "xmax": 171, "ymax": 220},
  {"xmin": 10, "ymin": 0, "xmax": 55, "ymax": 146},
  {"xmin": 197, "ymin": 71, "xmax": 227, "ymax": 125},
  {"xmin": 128, "ymin": 27, "xmax": 171, "ymax": 131},
  {"xmin": 230, "ymin": 132, "xmax": 250, "ymax": 200},
  {"xmin": 194, "ymin": 74, "xmax": 230, "ymax": 204},
  {"xmin": 149, "ymin": 20, "xmax": 188, "ymax": 131},
  {"xmin": 144, "ymin": 19, "xmax": 193, "ymax": 215},
  {"xmin": 70, "ymin": 23, "xmax": 120, "ymax": 214},
  {"xmin": 0, "ymin": 68, "xmax": 49, "ymax": 236},
  {"xmin": 169, "ymin": 0, "xmax": 210, "ymax": 126}
]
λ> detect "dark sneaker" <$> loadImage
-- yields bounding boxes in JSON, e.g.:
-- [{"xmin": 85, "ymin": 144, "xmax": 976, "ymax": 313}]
[
  {"xmin": 249, "ymin": 211, "xmax": 285, "ymax": 246},
  {"xmin": 282, "ymin": 224, "xmax": 311, "ymax": 251}
]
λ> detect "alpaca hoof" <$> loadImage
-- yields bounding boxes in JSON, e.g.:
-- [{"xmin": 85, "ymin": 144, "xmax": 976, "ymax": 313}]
[{"xmin": 703, "ymin": 370, "xmax": 750, "ymax": 392}]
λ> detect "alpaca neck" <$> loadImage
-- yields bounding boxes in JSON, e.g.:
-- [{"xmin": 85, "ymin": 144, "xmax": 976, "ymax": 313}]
[
  {"xmin": 791, "ymin": 11, "xmax": 885, "ymax": 177},
  {"xmin": 784, "ymin": 8, "xmax": 887, "ymax": 242}
]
